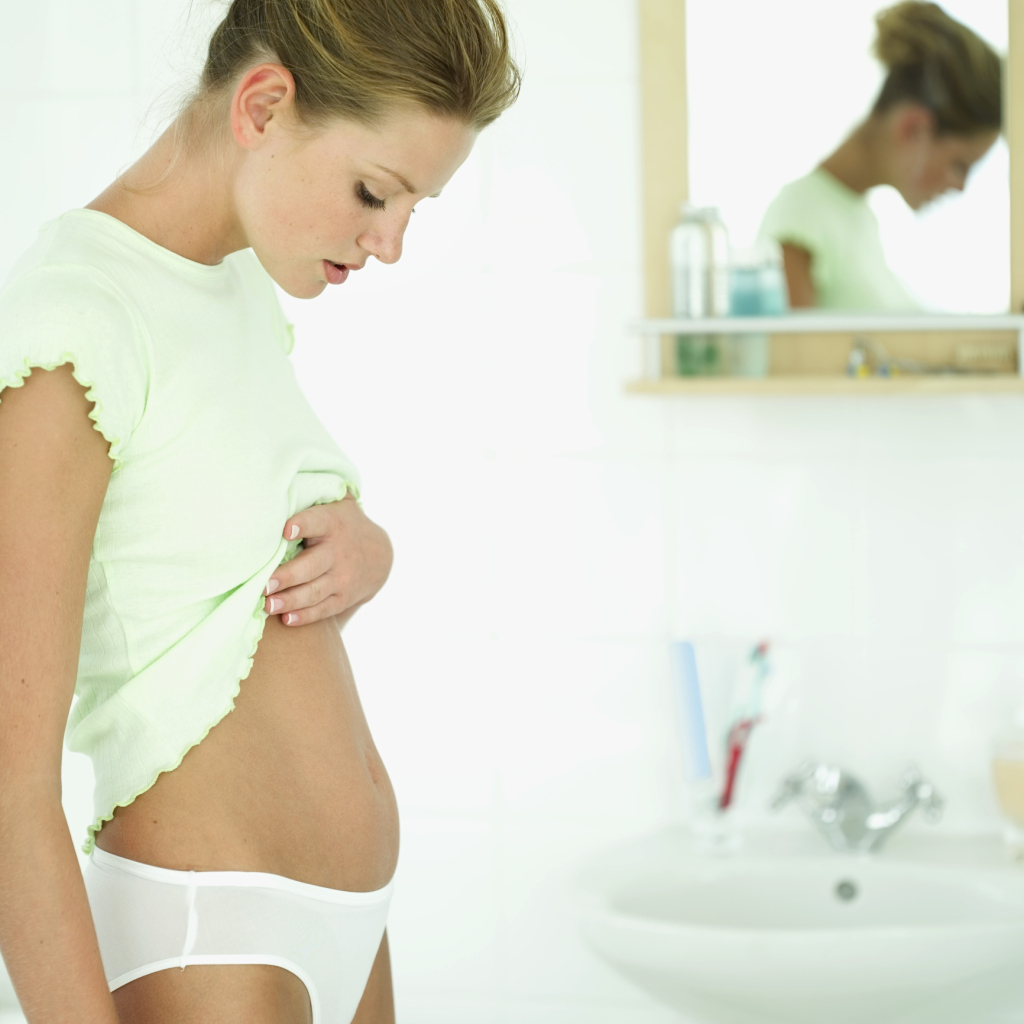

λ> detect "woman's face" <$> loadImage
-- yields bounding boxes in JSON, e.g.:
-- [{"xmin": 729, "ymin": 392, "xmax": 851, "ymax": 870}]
[
  {"xmin": 231, "ymin": 67, "xmax": 477, "ymax": 298},
  {"xmin": 889, "ymin": 108, "xmax": 999, "ymax": 210}
]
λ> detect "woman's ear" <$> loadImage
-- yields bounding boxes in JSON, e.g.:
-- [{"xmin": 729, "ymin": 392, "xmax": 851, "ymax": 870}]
[
  {"xmin": 893, "ymin": 103, "xmax": 936, "ymax": 145},
  {"xmin": 230, "ymin": 63, "xmax": 297, "ymax": 150}
]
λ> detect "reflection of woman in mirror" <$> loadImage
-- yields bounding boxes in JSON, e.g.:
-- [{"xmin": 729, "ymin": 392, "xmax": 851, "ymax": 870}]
[
  {"xmin": 758, "ymin": 1, "xmax": 1001, "ymax": 310},
  {"xmin": 0, "ymin": 1, "xmax": 518, "ymax": 1021}
]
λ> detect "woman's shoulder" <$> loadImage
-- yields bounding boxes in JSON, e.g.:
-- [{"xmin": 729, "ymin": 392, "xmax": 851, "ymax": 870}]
[
  {"xmin": 0, "ymin": 214, "xmax": 153, "ymax": 471},
  {"xmin": 759, "ymin": 168, "xmax": 868, "ymax": 251},
  {"xmin": 1, "ymin": 211, "xmax": 148, "ymax": 319},
  {"xmin": 765, "ymin": 169, "xmax": 856, "ymax": 215},
  {"xmin": 0, "ymin": 214, "xmax": 149, "ymax": 367}
]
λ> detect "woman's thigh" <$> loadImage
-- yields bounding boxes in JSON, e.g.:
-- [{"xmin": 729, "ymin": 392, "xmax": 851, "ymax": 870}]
[
  {"xmin": 112, "ymin": 964, "xmax": 312, "ymax": 1024},
  {"xmin": 110, "ymin": 933, "xmax": 394, "ymax": 1024},
  {"xmin": 351, "ymin": 932, "xmax": 395, "ymax": 1024}
]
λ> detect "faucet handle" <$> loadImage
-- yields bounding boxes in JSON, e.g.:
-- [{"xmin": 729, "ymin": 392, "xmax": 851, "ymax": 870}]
[
  {"xmin": 770, "ymin": 761, "xmax": 818, "ymax": 811},
  {"xmin": 901, "ymin": 763, "xmax": 944, "ymax": 823}
]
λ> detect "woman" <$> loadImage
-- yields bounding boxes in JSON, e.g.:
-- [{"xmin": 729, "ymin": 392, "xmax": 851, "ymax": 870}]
[
  {"xmin": 758, "ymin": 1, "xmax": 1001, "ymax": 310},
  {"xmin": 0, "ymin": 2, "xmax": 519, "ymax": 1022}
]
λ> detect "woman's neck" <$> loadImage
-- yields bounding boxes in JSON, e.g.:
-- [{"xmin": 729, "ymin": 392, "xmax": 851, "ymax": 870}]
[
  {"xmin": 86, "ymin": 121, "xmax": 246, "ymax": 267},
  {"xmin": 819, "ymin": 120, "xmax": 887, "ymax": 196}
]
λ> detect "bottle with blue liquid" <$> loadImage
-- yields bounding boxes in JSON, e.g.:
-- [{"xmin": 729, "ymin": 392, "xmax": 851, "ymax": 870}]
[
  {"xmin": 669, "ymin": 208, "xmax": 788, "ymax": 378},
  {"xmin": 726, "ymin": 240, "xmax": 788, "ymax": 377}
]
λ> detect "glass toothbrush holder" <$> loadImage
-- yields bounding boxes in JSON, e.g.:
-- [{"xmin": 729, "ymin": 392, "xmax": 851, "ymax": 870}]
[{"xmin": 992, "ymin": 729, "xmax": 1024, "ymax": 860}]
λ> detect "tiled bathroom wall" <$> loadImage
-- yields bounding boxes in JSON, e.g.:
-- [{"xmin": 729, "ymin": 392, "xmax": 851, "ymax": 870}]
[{"xmin": 4, "ymin": 2, "xmax": 1024, "ymax": 1022}]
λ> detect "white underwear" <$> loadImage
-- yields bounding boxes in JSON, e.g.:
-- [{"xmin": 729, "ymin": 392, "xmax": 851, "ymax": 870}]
[{"xmin": 83, "ymin": 846, "xmax": 393, "ymax": 1024}]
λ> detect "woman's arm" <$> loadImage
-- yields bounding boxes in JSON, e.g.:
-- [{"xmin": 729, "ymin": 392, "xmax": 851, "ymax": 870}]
[
  {"xmin": 781, "ymin": 243, "xmax": 817, "ymax": 308},
  {"xmin": 0, "ymin": 366, "xmax": 119, "ymax": 1023}
]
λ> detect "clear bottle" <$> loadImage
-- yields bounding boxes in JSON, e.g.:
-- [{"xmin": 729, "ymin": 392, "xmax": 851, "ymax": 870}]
[
  {"xmin": 669, "ymin": 204, "xmax": 730, "ymax": 375},
  {"xmin": 669, "ymin": 203, "xmax": 707, "ymax": 319},
  {"xmin": 699, "ymin": 206, "xmax": 731, "ymax": 319}
]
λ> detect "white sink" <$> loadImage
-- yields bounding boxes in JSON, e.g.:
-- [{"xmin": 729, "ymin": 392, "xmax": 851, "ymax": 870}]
[{"xmin": 578, "ymin": 828, "xmax": 1024, "ymax": 1024}]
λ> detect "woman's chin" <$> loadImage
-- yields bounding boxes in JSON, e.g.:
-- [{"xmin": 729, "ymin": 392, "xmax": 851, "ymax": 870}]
[
  {"xmin": 897, "ymin": 188, "xmax": 928, "ymax": 211},
  {"xmin": 274, "ymin": 274, "xmax": 329, "ymax": 300}
]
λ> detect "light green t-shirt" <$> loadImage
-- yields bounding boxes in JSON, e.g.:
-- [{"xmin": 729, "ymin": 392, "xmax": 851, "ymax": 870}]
[
  {"xmin": 0, "ymin": 209, "xmax": 361, "ymax": 851},
  {"xmin": 758, "ymin": 167, "xmax": 919, "ymax": 311}
]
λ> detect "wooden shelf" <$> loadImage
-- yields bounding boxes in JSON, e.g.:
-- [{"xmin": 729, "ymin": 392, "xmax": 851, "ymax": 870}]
[
  {"xmin": 628, "ymin": 375, "xmax": 1024, "ymax": 396},
  {"xmin": 627, "ymin": 316, "xmax": 1024, "ymax": 392},
  {"xmin": 631, "ymin": 314, "xmax": 1024, "ymax": 334}
]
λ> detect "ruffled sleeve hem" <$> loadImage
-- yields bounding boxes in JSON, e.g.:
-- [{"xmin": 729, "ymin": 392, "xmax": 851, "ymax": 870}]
[{"xmin": 0, "ymin": 357, "xmax": 127, "ymax": 471}]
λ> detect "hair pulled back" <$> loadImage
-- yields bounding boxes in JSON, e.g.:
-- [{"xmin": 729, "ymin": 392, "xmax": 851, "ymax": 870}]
[
  {"xmin": 870, "ymin": 1, "xmax": 1001, "ymax": 135},
  {"xmin": 189, "ymin": 0, "xmax": 520, "ymax": 135}
]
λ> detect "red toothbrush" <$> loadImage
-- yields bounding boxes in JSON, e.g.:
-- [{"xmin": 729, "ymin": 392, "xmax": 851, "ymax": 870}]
[{"xmin": 718, "ymin": 642, "xmax": 771, "ymax": 810}]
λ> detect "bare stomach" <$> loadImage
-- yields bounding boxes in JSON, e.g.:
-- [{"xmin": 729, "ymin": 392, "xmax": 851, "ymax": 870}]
[{"xmin": 94, "ymin": 614, "xmax": 399, "ymax": 893}]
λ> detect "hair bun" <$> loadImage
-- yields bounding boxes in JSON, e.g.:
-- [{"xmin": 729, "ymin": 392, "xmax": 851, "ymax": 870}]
[
  {"xmin": 869, "ymin": 0, "xmax": 1001, "ymax": 133},
  {"xmin": 874, "ymin": 1, "xmax": 960, "ymax": 69}
]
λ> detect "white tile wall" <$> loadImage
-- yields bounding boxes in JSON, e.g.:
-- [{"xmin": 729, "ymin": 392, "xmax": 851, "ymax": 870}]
[
  {"xmin": 41, "ymin": 0, "xmax": 136, "ymax": 93},
  {"xmin": 5, "ymin": 0, "xmax": 1024, "ymax": 1021}
]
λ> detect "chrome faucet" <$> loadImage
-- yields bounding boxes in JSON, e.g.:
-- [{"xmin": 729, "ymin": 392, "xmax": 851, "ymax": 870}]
[{"xmin": 770, "ymin": 762, "xmax": 944, "ymax": 853}]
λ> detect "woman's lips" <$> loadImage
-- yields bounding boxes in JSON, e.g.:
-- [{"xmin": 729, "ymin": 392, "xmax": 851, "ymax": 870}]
[{"xmin": 323, "ymin": 259, "xmax": 350, "ymax": 285}]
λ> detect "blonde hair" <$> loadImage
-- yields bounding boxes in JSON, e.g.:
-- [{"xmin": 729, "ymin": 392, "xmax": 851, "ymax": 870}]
[
  {"xmin": 871, "ymin": 1, "xmax": 1001, "ymax": 135},
  {"xmin": 126, "ymin": 0, "xmax": 519, "ymax": 193},
  {"xmin": 196, "ymin": 0, "xmax": 519, "ymax": 130}
]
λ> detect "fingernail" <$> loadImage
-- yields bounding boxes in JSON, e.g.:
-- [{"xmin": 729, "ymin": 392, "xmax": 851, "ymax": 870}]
[
  {"xmin": 265, "ymin": 579, "xmax": 280, "ymax": 596},
  {"xmin": 268, "ymin": 598, "xmax": 281, "ymax": 613},
  {"xmin": 288, "ymin": 525, "xmax": 300, "ymax": 540},
  {"xmin": 284, "ymin": 613, "xmax": 296, "ymax": 625}
]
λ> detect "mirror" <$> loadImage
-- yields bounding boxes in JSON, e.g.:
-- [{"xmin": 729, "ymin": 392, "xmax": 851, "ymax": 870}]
[{"xmin": 684, "ymin": 0, "xmax": 1008, "ymax": 313}]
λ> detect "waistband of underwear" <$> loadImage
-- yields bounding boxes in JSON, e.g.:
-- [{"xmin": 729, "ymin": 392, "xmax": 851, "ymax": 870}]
[{"xmin": 90, "ymin": 845, "xmax": 395, "ymax": 906}]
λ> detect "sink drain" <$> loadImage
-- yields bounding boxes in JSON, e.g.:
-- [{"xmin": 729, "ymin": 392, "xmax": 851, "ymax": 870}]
[{"xmin": 835, "ymin": 879, "xmax": 858, "ymax": 902}]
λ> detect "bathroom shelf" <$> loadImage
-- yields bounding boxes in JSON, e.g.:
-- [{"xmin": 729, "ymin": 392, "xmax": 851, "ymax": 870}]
[
  {"xmin": 631, "ymin": 313, "xmax": 1024, "ymax": 336},
  {"xmin": 627, "ymin": 376, "xmax": 1024, "ymax": 396},
  {"xmin": 628, "ymin": 313, "xmax": 1024, "ymax": 395}
]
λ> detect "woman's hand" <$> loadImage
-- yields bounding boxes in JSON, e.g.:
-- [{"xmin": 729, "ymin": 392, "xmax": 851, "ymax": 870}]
[{"xmin": 264, "ymin": 494, "xmax": 393, "ymax": 627}]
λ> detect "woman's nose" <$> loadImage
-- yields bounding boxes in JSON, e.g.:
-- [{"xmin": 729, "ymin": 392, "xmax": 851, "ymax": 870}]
[{"xmin": 359, "ymin": 225, "xmax": 405, "ymax": 266}]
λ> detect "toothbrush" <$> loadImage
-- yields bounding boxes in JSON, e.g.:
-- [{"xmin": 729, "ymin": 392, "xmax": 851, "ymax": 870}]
[{"xmin": 719, "ymin": 642, "xmax": 770, "ymax": 811}]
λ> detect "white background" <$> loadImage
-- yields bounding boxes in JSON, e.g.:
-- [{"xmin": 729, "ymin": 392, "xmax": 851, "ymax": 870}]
[{"xmin": 2, "ymin": 1, "xmax": 1024, "ymax": 1022}]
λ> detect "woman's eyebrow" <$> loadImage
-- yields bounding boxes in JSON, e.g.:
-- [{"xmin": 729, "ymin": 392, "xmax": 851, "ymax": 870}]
[{"xmin": 372, "ymin": 163, "xmax": 417, "ymax": 194}]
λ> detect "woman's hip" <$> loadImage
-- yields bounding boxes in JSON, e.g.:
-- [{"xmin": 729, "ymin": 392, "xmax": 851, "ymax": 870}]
[{"xmin": 83, "ymin": 846, "xmax": 393, "ymax": 1024}]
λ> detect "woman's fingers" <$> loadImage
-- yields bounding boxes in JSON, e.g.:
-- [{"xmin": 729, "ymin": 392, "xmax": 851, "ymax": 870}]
[
  {"xmin": 264, "ymin": 545, "xmax": 331, "ymax": 606},
  {"xmin": 282, "ymin": 495, "xmax": 355, "ymax": 543},
  {"xmin": 266, "ymin": 576, "xmax": 343, "ymax": 626}
]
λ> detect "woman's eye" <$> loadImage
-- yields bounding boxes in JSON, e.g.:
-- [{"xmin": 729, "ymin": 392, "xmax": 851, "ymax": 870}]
[{"xmin": 357, "ymin": 182, "xmax": 386, "ymax": 211}]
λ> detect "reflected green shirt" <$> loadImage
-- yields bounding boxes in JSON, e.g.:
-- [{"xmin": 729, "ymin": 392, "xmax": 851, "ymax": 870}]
[{"xmin": 758, "ymin": 167, "xmax": 919, "ymax": 311}]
